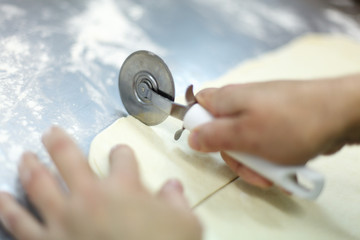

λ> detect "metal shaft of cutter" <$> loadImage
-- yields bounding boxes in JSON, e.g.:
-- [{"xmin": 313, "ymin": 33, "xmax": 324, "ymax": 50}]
[{"xmin": 146, "ymin": 88, "xmax": 187, "ymax": 121}]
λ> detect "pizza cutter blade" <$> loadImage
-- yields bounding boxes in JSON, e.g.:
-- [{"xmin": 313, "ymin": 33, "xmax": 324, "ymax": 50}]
[{"xmin": 118, "ymin": 50, "xmax": 176, "ymax": 126}]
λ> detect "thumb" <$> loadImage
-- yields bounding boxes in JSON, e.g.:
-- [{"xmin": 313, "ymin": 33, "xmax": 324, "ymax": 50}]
[{"xmin": 157, "ymin": 179, "xmax": 191, "ymax": 210}]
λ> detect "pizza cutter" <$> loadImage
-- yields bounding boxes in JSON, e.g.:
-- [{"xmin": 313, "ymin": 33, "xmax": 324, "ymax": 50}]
[{"xmin": 118, "ymin": 50, "xmax": 324, "ymax": 200}]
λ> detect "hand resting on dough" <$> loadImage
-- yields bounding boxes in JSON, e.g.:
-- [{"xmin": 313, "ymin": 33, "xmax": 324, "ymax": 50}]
[{"xmin": 0, "ymin": 127, "xmax": 202, "ymax": 240}]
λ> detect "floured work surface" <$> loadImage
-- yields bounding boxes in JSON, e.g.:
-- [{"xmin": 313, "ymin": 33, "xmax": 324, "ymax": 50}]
[{"xmin": 89, "ymin": 34, "xmax": 360, "ymax": 239}]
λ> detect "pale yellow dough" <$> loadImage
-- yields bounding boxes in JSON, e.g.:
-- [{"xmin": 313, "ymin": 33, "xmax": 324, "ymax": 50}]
[
  {"xmin": 89, "ymin": 34, "xmax": 360, "ymax": 239},
  {"xmin": 89, "ymin": 115, "xmax": 237, "ymax": 206}
]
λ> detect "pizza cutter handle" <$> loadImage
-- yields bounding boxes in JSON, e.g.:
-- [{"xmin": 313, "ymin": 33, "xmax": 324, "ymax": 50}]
[{"xmin": 183, "ymin": 104, "xmax": 324, "ymax": 200}]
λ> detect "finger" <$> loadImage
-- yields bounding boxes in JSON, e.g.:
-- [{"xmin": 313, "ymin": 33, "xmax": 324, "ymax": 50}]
[
  {"xmin": 221, "ymin": 152, "xmax": 273, "ymax": 189},
  {"xmin": 108, "ymin": 145, "xmax": 141, "ymax": 190},
  {"xmin": 19, "ymin": 152, "xmax": 65, "ymax": 222},
  {"xmin": 195, "ymin": 88, "xmax": 217, "ymax": 110},
  {"xmin": 0, "ymin": 193, "xmax": 44, "ymax": 240},
  {"xmin": 322, "ymin": 142, "xmax": 345, "ymax": 155},
  {"xmin": 196, "ymin": 84, "xmax": 247, "ymax": 116},
  {"xmin": 189, "ymin": 116, "xmax": 247, "ymax": 152},
  {"xmin": 42, "ymin": 126, "xmax": 94, "ymax": 191},
  {"xmin": 157, "ymin": 179, "xmax": 190, "ymax": 210}
]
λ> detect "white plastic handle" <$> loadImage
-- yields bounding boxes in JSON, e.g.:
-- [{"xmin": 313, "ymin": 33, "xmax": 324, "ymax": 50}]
[{"xmin": 183, "ymin": 104, "xmax": 324, "ymax": 200}]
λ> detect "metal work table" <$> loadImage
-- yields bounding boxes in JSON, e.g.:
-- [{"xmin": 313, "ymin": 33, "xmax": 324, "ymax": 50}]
[{"xmin": 0, "ymin": 0, "xmax": 359, "ymax": 239}]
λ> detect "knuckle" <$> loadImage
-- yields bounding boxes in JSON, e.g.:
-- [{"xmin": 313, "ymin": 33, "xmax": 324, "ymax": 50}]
[
  {"xmin": 77, "ymin": 181, "xmax": 100, "ymax": 200},
  {"xmin": 3, "ymin": 211, "xmax": 20, "ymax": 233},
  {"xmin": 232, "ymin": 117, "xmax": 262, "ymax": 151},
  {"xmin": 200, "ymin": 129, "xmax": 232, "ymax": 151},
  {"xmin": 210, "ymin": 86, "xmax": 233, "ymax": 114},
  {"xmin": 25, "ymin": 167, "xmax": 46, "ymax": 192},
  {"xmin": 24, "ymin": 168, "xmax": 64, "ymax": 212},
  {"xmin": 198, "ymin": 129, "xmax": 215, "ymax": 151},
  {"xmin": 45, "ymin": 199, "xmax": 64, "ymax": 216},
  {"xmin": 232, "ymin": 120, "xmax": 244, "ymax": 135}
]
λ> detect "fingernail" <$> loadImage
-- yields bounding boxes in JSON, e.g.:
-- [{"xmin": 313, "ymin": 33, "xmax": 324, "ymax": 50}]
[
  {"xmin": 110, "ymin": 144, "xmax": 123, "ymax": 152},
  {"xmin": 189, "ymin": 130, "xmax": 200, "ymax": 150},
  {"xmin": 42, "ymin": 125, "xmax": 62, "ymax": 144},
  {"xmin": 110, "ymin": 144, "xmax": 128, "ymax": 155},
  {"xmin": 42, "ymin": 126, "xmax": 54, "ymax": 145},
  {"xmin": 109, "ymin": 144, "xmax": 133, "ymax": 167},
  {"xmin": 163, "ymin": 179, "xmax": 183, "ymax": 193}
]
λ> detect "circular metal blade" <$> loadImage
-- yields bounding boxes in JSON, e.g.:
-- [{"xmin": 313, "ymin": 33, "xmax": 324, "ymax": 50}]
[{"xmin": 118, "ymin": 50, "xmax": 175, "ymax": 126}]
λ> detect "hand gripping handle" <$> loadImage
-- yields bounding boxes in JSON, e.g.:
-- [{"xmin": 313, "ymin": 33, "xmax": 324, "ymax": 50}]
[{"xmin": 183, "ymin": 104, "xmax": 324, "ymax": 200}]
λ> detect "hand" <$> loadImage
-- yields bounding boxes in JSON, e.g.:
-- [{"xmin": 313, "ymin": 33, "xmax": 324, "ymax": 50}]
[
  {"xmin": 188, "ymin": 77, "xmax": 360, "ymax": 188},
  {"xmin": 0, "ymin": 127, "xmax": 202, "ymax": 240}
]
